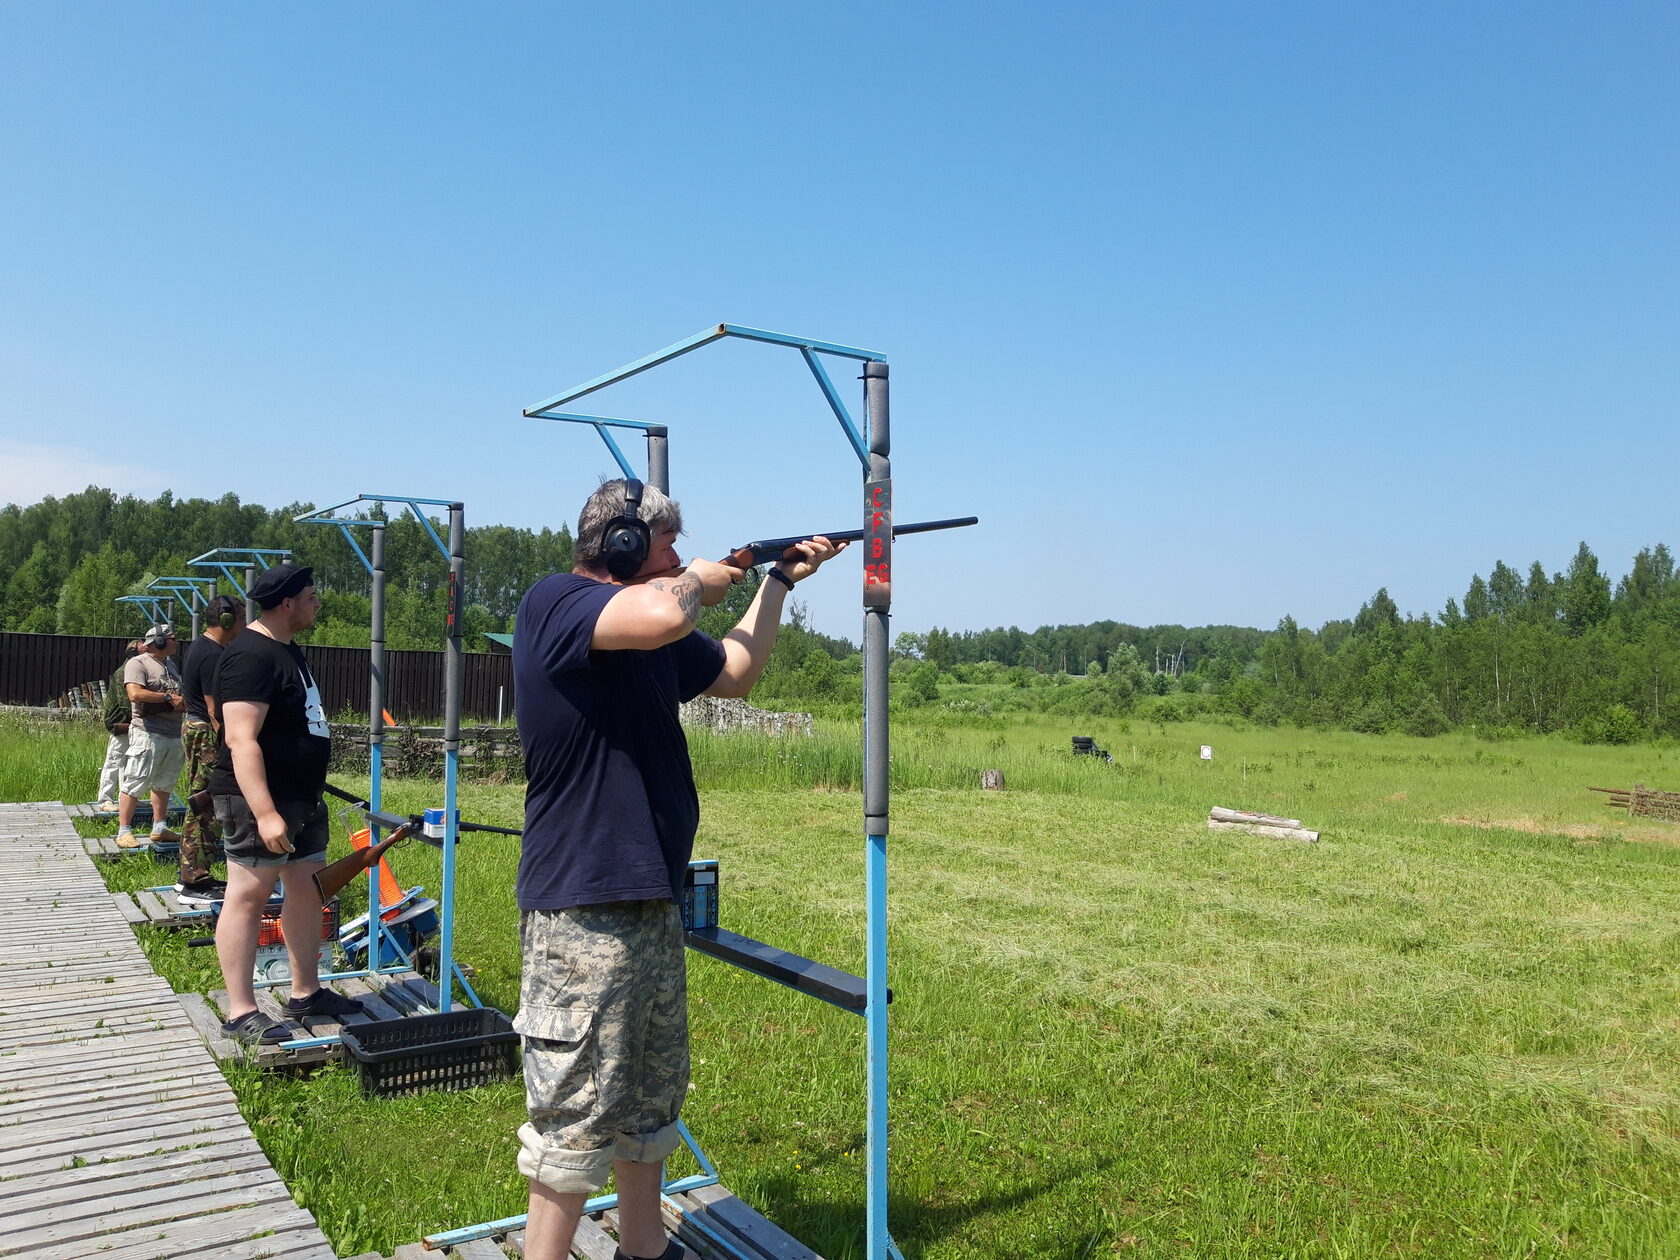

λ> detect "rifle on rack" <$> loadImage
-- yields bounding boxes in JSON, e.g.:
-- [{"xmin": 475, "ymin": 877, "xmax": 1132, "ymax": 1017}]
[
  {"xmin": 718, "ymin": 516, "xmax": 978, "ymax": 569},
  {"xmin": 314, "ymin": 782, "xmax": 523, "ymax": 903}
]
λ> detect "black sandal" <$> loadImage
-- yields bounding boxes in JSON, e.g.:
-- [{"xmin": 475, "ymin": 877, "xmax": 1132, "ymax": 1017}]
[
  {"xmin": 221, "ymin": 1010, "xmax": 290, "ymax": 1045},
  {"xmin": 612, "ymin": 1241, "xmax": 686, "ymax": 1260}
]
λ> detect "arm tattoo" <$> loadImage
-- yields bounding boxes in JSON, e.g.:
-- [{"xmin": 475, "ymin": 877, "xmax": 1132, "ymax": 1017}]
[{"xmin": 647, "ymin": 573, "xmax": 703, "ymax": 624}]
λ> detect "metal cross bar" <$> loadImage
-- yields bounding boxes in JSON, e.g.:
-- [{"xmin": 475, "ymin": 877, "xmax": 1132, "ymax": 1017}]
[
  {"xmin": 188, "ymin": 547, "xmax": 294, "ymax": 597},
  {"xmin": 523, "ymin": 322, "xmax": 884, "ymax": 415},
  {"xmin": 521, "ymin": 413, "xmax": 653, "ymax": 480},
  {"xmin": 115, "ymin": 594, "xmax": 169, "ymax": 625}
]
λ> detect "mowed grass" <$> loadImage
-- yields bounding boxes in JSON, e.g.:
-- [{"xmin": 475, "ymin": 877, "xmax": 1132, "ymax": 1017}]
[{"xmin": 8, "ymin": 709, "xmax": 1680, "ymax": 1256}]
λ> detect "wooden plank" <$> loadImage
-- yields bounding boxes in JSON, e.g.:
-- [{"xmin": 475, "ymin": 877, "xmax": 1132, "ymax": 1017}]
[
  {"xmin": 682, "ymin": 1184, "xmax": 823, "ymax": 1260},
  {"xmin": 660, "ymin": 1196, "xmax": 758, "ymax": 1260},
  {"xmin": 110, "ymin": 890, "xmax": 149, "ymax": 923},
  {"xmin": 0, "ymin": 1076, "xmax": 232, "ymax": 1126},
  {"xmin": 342, "ymin": 981, "xmax": 405, "ymax": 1023},
  {"xmin": 0, "ymin": 1112, "xmax": 255, "ymax": 1177},
  {"xmin": 0, "ymin": 1095, "xmax": 245, "ymax": 1155},
  {"xmin": 374, "ymin": 977, "xmax": 428, "ymax": 1015},
  {"xmin": 453, "ymin": 1239, "xmax": 512, "ymax": 1259},
  {"xmin": 0, "ymin": 1132, "xmax": 259, "ymax": 1199},
  {"xmin": 22, "ymin": 1201, "xmax": 335, "ymax": 1260},
  {"xmin": 0, "ymin": 1060, "xmax": 223, "ymax": 1105},
  {"xmin": 571, "ymin": 1214, "xmax": 627, "ymax": 1260},
  {"xmin": 162, "ymin": 1238, "xmax": 340, "ymax": 1260},
  {"xmin": 0, "ymin": 1148, "xmax": 275, "ymax": 1216},
  {"xmin": 179, "ymin": 990, "xmax": 243, "ymax": 1060},
  {"xmin": 2, "ymin": 1168, "xmax": 298, "ymax": 1250},
  {"xmin": 0, "ymin": 1029, "xmax": 191, "ymax": 1078}
]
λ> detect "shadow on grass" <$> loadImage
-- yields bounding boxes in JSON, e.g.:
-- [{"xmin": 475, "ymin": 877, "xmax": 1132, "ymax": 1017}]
[{"xmin": 749, "ymin": 1151, "xmax": 1120, "ymax": 1260}]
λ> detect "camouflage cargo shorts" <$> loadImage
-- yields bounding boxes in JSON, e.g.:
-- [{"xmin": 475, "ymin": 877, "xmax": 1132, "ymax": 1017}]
[{"xmin": 514, "ymin": 900, "xmax": 689, "ymax": 1194}]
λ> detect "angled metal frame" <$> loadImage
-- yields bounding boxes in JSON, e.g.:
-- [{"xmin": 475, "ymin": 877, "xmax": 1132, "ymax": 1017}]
[
  {"xmin": 115, "ymin": 593, "xmax": 170, "ymax": 627},
  {"xmin": 147, "ymin": 576, "xmax": 216, "ymax": 639},
  {"xmin": 293, "ymin": 493, "xmax": 479, "ymax": 1013},
  {"xmin": 487, "ymin": 324, "xmax": 906, "ymax": 1260},
  {"xmin": 524, "ymin": 323, "xmax": 875, "ymax": 472},
  {"xmin": 187, "ymin": 547, "xmax": 294, "ymax": 596}
]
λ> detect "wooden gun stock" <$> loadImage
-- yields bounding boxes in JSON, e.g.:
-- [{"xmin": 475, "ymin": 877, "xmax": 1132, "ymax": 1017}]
[
  {"xmin": 188, "ymin": 790, "xmax": 216, "ymax": 837},
  {"xmin": 312, "ymin": 824, "xmax": 416, "ymax": 904}
]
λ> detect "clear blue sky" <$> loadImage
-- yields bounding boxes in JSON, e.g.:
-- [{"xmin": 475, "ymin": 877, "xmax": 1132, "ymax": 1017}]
[{"xmin": 3, "ymin": 2, "xmax": 1675, "ymax": 642}]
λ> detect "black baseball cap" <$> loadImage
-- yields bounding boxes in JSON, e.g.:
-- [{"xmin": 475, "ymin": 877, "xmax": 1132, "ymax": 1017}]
[{"xmin": 248, "ymin": 562, "xmax": 315, "ymax": 610}]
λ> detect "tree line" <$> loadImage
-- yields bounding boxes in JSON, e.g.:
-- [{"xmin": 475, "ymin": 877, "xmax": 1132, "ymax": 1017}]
[
  {"xmin": 901, "ymin": 540, "xmax": 1680, "ymax": 743},
  {"xmin": 6, "ymin": 488, "xmax": 1676, "ymax": 743},
  {"xmin": 0, "ymin": 486, "xmax": 573, "ymax": 648}
]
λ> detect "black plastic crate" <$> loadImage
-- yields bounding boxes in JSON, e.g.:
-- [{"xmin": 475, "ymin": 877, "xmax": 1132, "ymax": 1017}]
[{"xmin": 340, "ymin": 1007, "xmax": 518, "ymax": 1098}]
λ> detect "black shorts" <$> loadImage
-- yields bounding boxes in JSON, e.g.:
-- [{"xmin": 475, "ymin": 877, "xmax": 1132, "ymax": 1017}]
[{"xmin": 214, "ymin": 795, "xmax": 329, "ymax": 868}]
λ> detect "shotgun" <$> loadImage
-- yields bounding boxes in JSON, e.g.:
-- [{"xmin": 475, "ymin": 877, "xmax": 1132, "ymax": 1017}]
[
  {"xmin": 719, "ymin": 516, "xmax": 979, "ymax": 569},
  {"xmin": 321, "ymin": 781, "xmax": 524, "ymax": 838},
  {"xmin": 313, "ymin": 821, "xmax": 421, "ymax": 903},
  {"xmin": 187, "ymin": 790, "xmax": 217, "ymax": 838}
]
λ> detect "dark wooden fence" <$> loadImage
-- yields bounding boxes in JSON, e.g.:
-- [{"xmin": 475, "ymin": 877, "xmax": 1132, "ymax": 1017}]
[{"xmin": 0, "ymin": 632, "xmax": 515, "ymax": 722}]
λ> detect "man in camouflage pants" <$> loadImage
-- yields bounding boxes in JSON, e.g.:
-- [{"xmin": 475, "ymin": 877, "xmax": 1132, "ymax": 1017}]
[
  {"xmin": 512, "ymin": 479, "xmax": 843, "ymax": 1260},
  {"xmin": 175, "ymin": 595, "xmax": 245, "ymax": 904}
]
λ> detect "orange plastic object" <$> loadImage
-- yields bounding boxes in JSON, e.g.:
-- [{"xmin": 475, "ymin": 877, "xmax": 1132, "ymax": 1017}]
[
  {"xmin": 350, "ymin": 826, "xmax": 405, "ymax": 912},
  {"xmin": 257, "ymin": 902, "xmax": 337, "ymax": 946}
]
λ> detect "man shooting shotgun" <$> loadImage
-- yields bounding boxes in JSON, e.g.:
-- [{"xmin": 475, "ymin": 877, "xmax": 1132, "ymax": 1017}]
[{"xmin": 511, "ymin": 477, "xmax": 846, "ymax": 1260}]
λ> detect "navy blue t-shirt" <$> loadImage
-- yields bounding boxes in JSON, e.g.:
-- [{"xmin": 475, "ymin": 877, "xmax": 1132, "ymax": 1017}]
[{"xmin": 514, "ymin": 573, "xmax": 726, "ymax": 911}]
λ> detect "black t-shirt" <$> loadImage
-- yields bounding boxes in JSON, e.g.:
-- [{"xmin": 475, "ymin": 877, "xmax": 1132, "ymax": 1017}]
[
  {"xmin": 514, "ymin": 573, "xmax": 726, "ymax": 911},
  {"xmin": 181, "ymin": 634, "xmax": 227, "ymax": 724},
  {"xmin": 209, "ymin": 631, "xmax": 332, "ymax": 803}
]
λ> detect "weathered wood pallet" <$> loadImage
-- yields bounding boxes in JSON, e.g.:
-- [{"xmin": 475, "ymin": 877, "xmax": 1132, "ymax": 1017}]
[
  {"xmin": 107, "ymin": 882, "xmax": 216, "ymax": 928},
  {"xmin": 345, "ymin": 1183, "xmax": 829, "ymax": 1258},
  {"xmin": 64, "ymin": 799, "xmax": 187, "ymax": 827},
  {"xmin": 1589, "ymin": 783, "xmax": 1680, "ymax": 822},
  {"xmin": 199, "ymin": 969, "xmax": 445, "ymax": 1067}
]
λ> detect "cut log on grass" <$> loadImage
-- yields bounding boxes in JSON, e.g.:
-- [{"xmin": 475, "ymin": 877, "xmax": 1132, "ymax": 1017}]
[
  {"xmin": 1209, "ymin": 806, "xmax": 1304, "ymax": 829},
  {"xmin": 981, "ymin": 769, "xmax": 1005, "ymax": 790},
  {"xmin": 1208, "ymin": 806, "xmax": 1319, "ymax": 842}
]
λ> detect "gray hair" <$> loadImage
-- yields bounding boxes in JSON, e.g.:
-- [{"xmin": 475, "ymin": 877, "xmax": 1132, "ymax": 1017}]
[{"xmin": 575, "ymin": 478, "xmax": 683, "ymax": 571}]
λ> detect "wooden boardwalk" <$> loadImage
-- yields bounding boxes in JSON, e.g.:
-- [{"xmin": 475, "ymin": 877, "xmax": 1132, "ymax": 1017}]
[
  {"xmin": 0, "ymin": 801, "xmax": 338, "ymax": 1260},
  {"xmin": 0, "ymin": 802, "xmax": 826, "ymax": 1260}
]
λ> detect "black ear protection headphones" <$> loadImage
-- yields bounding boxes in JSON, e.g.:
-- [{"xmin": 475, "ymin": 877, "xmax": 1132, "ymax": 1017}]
[{"xmin": 601, "ymin": 479, "xmax": 650, "ymax": 580}]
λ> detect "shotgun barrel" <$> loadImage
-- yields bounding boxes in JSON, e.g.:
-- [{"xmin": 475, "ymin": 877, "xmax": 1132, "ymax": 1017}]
[
  {"xmin": 321, "ymin": 781, "xmax": 522, "ymax": 839},
  {"xmin": 721, "ymin": 515, "xmax": 979, "ymax": 569}
]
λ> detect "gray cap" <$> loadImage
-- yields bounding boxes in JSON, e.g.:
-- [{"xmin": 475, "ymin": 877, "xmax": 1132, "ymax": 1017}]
[{"xmin": 141, "ymin": 624, "xmax": 174, "ymax": 646}]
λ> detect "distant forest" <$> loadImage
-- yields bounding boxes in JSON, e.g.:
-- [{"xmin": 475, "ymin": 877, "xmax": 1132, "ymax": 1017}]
[{"xmin": 4, "ymin": 488, "xmax": 1677, "ymax": 743}]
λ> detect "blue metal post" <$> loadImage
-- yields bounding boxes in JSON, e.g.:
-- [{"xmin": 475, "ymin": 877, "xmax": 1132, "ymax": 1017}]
[
  {"xmin": 368, "ymin": 521, "xmax": 386, "ymax": 971},
  {"xmin": 440, "ymin": 503, "xmax": 465, "ymax": 1011},
  {"xmin": 862, "ymin": 359, "xmax": 898, "ymax": 1260}
]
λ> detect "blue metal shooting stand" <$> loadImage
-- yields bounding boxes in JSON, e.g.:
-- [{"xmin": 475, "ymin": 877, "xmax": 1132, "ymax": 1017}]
[
  {"xmin": 188, "ymin": 547, "xmax": 294, "ymax": 624},
  {"xmin": 431, "ymin": 325, "xmax": 902, "ymax": 1259},
  {"xmin": 115, "ymin": 593, "xmax": 171, "ymax": 628},
  {"xmin": 147, "ymin": 576, "xmax": 216, "ymax": 639},
  {"xmin": 291, "ymin": 494, "xmax": 481, "ymax": 1015}
]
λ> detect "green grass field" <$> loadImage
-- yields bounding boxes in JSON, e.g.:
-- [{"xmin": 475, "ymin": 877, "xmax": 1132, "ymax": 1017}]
[{"xmin": 7, "ymin": 710, "xmax": 1680, "ymax": 1257}]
